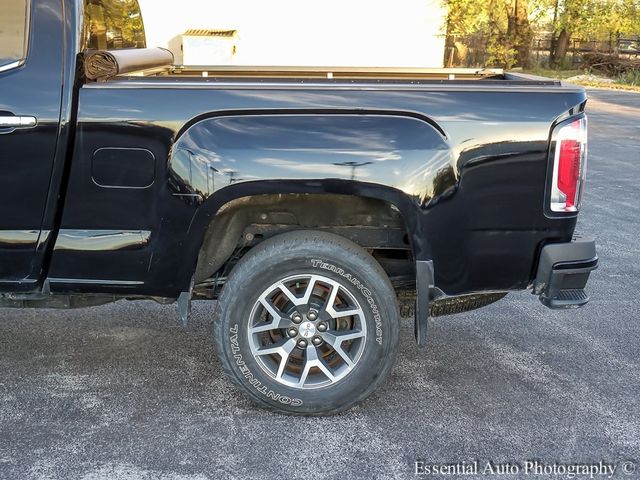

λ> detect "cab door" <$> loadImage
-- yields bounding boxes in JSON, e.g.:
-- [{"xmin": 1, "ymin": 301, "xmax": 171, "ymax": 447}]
[{"xmin": 0, "ymin": 0, "xmax": 64, "ymax": 287}]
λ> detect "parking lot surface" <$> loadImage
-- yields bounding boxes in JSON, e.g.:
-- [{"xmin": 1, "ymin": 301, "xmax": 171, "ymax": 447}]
[{"xmin": 0, "ymin": 89, "xmax": 639, "ymax": 480}]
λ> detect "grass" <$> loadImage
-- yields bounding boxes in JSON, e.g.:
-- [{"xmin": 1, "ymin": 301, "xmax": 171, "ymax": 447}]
[
  {"xmin": 616, "ymin": 69, "xmax": 640, "ymax": 86},
  {"xmin": 523, "ymin": 67, "xmax": 585, "ymax": 79},
  {"xmin": 574, "ymin": 80, "xmax": 640, "ymax": 92}
]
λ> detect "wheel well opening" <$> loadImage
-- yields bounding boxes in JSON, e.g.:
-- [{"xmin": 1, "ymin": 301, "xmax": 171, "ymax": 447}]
[{"xmin": 193, "ymin": 193, "xmax": 415, "ymax": 298}]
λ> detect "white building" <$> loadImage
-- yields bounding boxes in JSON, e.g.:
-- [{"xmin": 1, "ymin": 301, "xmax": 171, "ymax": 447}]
[
  {"xmin": 181, "ymin": 29, "xmax": 239, "ymax": 65},
  {"xmin": 138, "ymin": 0, "xmax": 447, "ymax": 67}
]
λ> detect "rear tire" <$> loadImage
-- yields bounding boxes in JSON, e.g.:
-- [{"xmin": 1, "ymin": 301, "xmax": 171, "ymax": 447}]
[{"xmin": 213, "ymin": 230, "xmax": 400, "ymax": 415}]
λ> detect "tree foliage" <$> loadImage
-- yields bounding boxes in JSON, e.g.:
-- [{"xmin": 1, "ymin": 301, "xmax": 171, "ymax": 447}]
[{"xmin": 444, "ymin": 0, "xmax": 640, "ymax": 68}]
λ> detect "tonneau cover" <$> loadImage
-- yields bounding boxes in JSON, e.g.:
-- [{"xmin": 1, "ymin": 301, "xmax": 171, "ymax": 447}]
[{"xmin": 84, "ymin": 48, "xmax": 174, "ymax": 80}]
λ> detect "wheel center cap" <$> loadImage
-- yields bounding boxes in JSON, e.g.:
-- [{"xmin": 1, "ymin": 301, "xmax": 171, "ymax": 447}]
[{"xmin": 299, "ymin": 321, "xmax": 316, "ymax": 338}]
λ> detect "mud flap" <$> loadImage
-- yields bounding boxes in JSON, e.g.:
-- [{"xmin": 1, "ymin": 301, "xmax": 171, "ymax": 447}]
[
  {"xmin": 177, "ymin": 277, "xmax": 194, "ymax": 328},
  {"xmin": 415, "ymin": 260, "xmax": 434, "ymax": 347}
]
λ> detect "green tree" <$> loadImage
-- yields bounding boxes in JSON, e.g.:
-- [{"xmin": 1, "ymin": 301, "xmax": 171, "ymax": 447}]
[
  {"xmin": 548, "ymin": 0, "xmax": 640, "ymax": 66},
  {"xmin": 508, "ymin": 0, "xmax": 533, "ymax": 67},
  {"xmin": 444, "ymin": 0, "xmax": 640, "ymax": 68},
  {"xmin": 444, "ymin": 0, "xmax": 534, "ymax": 68}
]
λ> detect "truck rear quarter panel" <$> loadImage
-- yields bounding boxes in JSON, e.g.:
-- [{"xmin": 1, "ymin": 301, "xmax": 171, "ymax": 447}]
[{"xmin": 48, "ymin": 84, "xmax": 585, "ymax": 296}]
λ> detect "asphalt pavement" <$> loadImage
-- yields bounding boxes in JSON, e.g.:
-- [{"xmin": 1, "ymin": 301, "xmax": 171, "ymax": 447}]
[{"xmin": 0, "ymin": 89, "xmax": 638, "ymax": 480}]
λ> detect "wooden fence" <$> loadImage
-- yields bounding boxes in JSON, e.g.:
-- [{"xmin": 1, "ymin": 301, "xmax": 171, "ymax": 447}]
[{"xmin": 445, "ymin": 34, "xmax": 640, "ymax": 67}]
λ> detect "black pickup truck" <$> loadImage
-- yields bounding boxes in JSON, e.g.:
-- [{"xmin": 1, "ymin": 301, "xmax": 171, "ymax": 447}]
[{"xmin": 0, "ymin": 0, "xmax": 597, "ymax": 414}]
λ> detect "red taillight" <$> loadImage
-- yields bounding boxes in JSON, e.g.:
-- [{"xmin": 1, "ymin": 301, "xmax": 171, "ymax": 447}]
[
  {"xmin": 550, "ymin": 117, "xmax": 587, "ymax": 212},
  {"xmin": 557, "ymin": 138, "xmax": 581, "ymax": 208}
]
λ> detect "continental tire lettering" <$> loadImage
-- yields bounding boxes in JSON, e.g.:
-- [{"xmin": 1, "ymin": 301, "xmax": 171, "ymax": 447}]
[
  {"xmin": 310, "ymin": 259, "xmax": 383, "ymax": 344},
  {"xmin": 229, "ymin": 324, "xmax": 303, "ymax": 406}
]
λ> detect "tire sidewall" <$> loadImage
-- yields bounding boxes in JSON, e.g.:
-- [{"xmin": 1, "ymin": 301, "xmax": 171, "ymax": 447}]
[{"xmin": 217, "ymin": 241, "xmax": 398, "ymax": 414}]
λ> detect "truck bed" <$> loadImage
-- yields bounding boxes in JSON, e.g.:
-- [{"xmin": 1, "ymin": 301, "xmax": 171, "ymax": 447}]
[{"xmin": 119, "ymin": 65, "xmax": 562, "ymax": 86}]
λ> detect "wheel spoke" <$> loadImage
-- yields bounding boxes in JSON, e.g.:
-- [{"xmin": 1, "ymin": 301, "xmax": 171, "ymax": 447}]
[
  {"xmin": 297, "ymin": 344, "xmax": 336, "ymax": 387},
  {"xmin": 315, "ymin": 358, "xmax": 337, "ymax": 383},
  {"xmin": 248, "ymin": 297, "xmax": 292, "ymax": 334},
  {"xmin": 324, "ymin": 283, "xmax": 364, "ymax": 318},
  {"xmin": 324, "ymin": 330, "xmax": 366, "ymax": 343},
  {"xmin": 249, "ymin": 317, "xmax": 291, "ymax": 334},
  {"xmin": 322, "ymin": 330, "xmax": 366, "ymax": 368},
  {"xmin": 259, "ymin": 296, "xmax": 283, "ymax": 319},
  {"xmin": 331, "ymin": 307, "xmax": 363, "ymax": 319},
  {"xmin": 275, "ymin": 339, "xmax": 297, "ymax": 380},
  {"xmin": 254, "ymin": 338, "xmax": 297, "ymax": 381},
  {"xmin": 298, "ymin": 276, "xmax": 320, "ymax": 305},
  {"xmin": 277, "ymin": 284, "xmax": 300, "ymax": 305},
  {"xmin": 275, "ymin": 276, "xmax": 321, "ymax": 307},
  {"xmin": 254, "ymin": 337, "xmax": 296, "ymax": 357},
  {"xmin": 323, "ymin": 283, "xmax": 339, "ymax": 311},
  {"xmin": 297, "ymin": 346, "xmax": 315, "ymax": 387}
]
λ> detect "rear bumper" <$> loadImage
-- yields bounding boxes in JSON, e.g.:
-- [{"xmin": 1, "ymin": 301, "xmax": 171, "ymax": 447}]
[{"xmin": 533, "ymin": 235, "xmax": 598, "ymax": 309}]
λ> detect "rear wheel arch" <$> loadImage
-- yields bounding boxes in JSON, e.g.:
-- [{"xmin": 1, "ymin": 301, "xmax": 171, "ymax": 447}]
[{"xmin": 188, "ymin": 185, "xmax": 421, "ymax": 291}]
